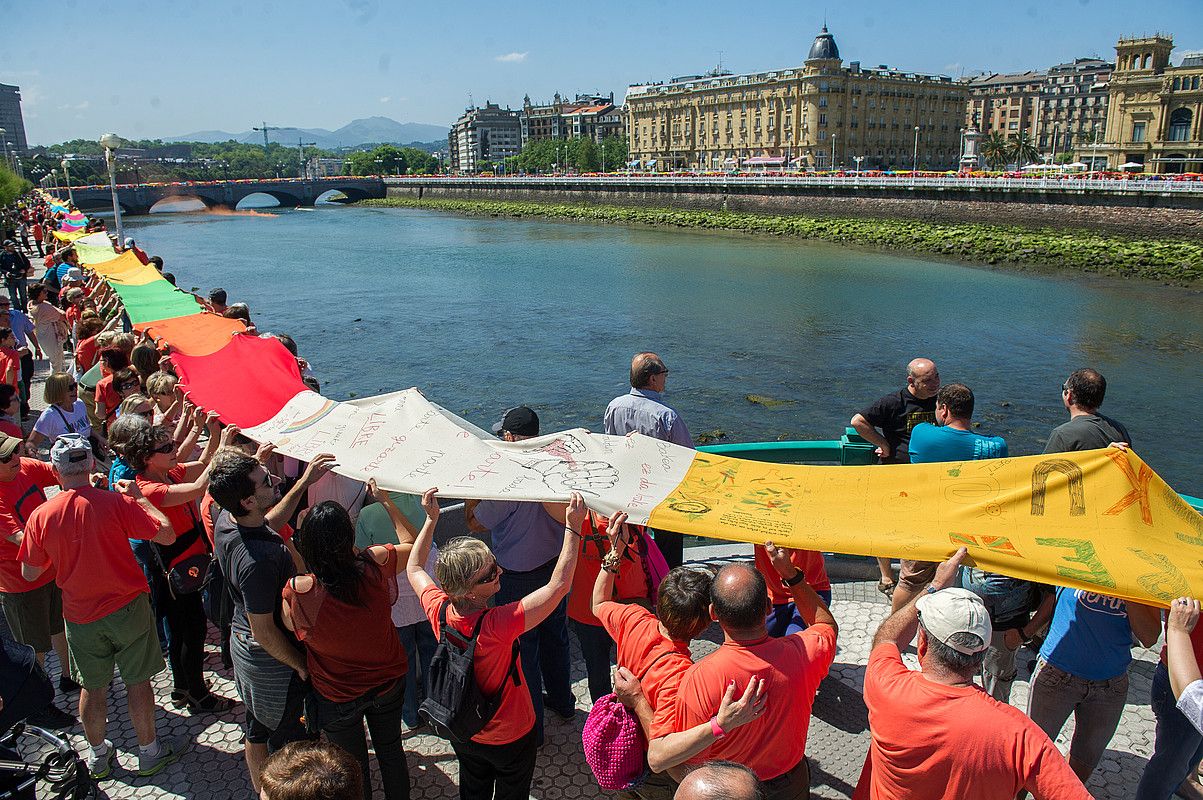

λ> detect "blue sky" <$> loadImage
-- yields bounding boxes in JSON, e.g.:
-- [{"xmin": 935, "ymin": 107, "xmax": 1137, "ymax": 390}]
[{"xmin": 3, "ymin": 0, "xmax": 1202, "ymax": 144}]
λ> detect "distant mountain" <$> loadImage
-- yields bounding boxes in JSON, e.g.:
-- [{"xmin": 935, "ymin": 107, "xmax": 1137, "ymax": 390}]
[{"xmin": 163, "ymin": 117, "xmax": 448, "ymax": 150}]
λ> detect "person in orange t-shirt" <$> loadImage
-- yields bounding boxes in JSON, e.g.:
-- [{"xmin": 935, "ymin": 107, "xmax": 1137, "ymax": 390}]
[
  {"xmin": 753, "ymin": 544, "xmax": 831, "ymax": 637},
  {"xmin": 853, "ymin": 548, "xmax": 1090, "ymax": 800},
  {"xmin": 596, "ymin": 512, "xmax": 766, "ymax": 798},
  {"xmin": 0, "ymin": 327, "xmax": 21, "ymax": 391},
  {"xmin": 671, "ymin": 544, "xmax": 837, "ymax": 799},
  {"xmin": 568, "ymin": 509, "xmax": 654, "ymax": 702},
  {"xmin": 407, "ymin": 487, "xmax": 584, "ymax": 800}
]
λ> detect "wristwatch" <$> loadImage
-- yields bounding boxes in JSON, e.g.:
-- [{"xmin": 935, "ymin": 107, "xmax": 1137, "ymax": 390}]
[
  {"xmin": 708, "ymin": 716, "xmax": 726, "ymax": 739},
  {"xmin": 783, "ymin": 570, "xmax": 807, "ymax": 587}
]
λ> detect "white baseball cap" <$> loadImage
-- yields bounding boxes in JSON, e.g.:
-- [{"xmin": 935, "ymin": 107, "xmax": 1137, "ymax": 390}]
[{"xmin": 916, "ymin": 587, "xmax": 992, "ymax": 654}]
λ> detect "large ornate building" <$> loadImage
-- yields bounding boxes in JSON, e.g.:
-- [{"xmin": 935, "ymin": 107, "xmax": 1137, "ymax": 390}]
[
  {"xmin": 1098, "ymin": 35, "xmax": 1203, "ymax": 173},
  {"xmin": 448, "ymin": 102, "xmax": 522, "ymax": 174},
  {"xmin": 521, "ymin": 93, "xmax": 624, "ymax": 145},
  {"xmin": 624, "ymin": 27, "xmax": 967, "ymax": 171}
]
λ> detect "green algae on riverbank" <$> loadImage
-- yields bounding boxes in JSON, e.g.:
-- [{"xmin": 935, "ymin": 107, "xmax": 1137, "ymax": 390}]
[{"xmin": 359, "ymin": 197, "xmax": 1203, "ymax": 283}]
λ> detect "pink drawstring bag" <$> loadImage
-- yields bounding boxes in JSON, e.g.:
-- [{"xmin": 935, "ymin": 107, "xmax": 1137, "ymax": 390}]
[
  {"xmin": 582, "ymin": 693, "xmax": 648, "ymax": 791},
  {"xmin": 643, "ymin": 532, "xmax": 671, "ymax": 604}
]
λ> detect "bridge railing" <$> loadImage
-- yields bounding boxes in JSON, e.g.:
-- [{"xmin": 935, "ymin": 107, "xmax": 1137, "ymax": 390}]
[{"xmin": 383, "ymin": 174, "xmax": 1203, "ymax": 195}]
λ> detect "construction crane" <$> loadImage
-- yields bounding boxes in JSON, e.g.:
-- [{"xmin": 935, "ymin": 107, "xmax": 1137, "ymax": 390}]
[{"xmin": 252, "ymin": 122, "xmax": 296, "ymax": 154}]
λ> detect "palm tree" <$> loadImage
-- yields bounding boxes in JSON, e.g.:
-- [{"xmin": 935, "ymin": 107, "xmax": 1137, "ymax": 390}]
[
  {"xmin": 1009, "ymin": 131, "xmax": 1040, "ymax": 169},
  {"xmin": 981, "ymin": 132, "xmax": 1010, "ymax": 170}
]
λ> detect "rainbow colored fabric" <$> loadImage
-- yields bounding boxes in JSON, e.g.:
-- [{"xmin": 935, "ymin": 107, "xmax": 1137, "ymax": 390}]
[{"xmin": 45, "ymin": 192, "xmax": 1203, "ymax": 607}]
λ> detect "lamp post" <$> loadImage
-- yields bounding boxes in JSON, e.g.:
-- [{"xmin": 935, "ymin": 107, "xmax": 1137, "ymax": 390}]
[
  {"xmin": 831, "ymin": 134, "xmax": 837, "ymax": 172},
  {"xmin": 912, "ymin": 125, "xmax": 920, "ymax": 186},
  {"xmin": 0, "ymin": 128, "xmax": 9, "ymax": 171},
  {"xmin": 99, "ymin": 132, "xmax": 125, "ymax": 245},
  {"xmin": 958, "ymin": 127, "xmax": 965, "ymax": 171},
  {"xmin": 60, "ymin": 159, "xmax": 75, "ymax": 205},
  {"xmin": 853, "ymin": 155, "xmax": 864, "ymax": 180},
  {"xmin": 1051, "ymin": 123, "xmax": 1060, "ymax": 165}
]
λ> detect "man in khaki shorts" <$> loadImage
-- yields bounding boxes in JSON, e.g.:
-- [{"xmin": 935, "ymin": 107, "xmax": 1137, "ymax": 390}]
[{"xmin": 18, "ymin": 434, "xmax": 185, "ymax": 780}]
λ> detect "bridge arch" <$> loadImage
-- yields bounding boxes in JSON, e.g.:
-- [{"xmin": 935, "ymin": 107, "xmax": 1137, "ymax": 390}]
[
  {"xmin": 149, "ymin": 195, "xmax": 214, "ymax": 214},
  {"xmin": 323, "ymin": 186, "xmax": 373, "ymax": 203}
]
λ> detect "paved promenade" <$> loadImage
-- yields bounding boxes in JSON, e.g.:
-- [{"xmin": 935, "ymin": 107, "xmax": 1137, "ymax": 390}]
[
  {"xmin": 10, "ymin": 567, "xmax": 1165, "ymax": 800},
  {"xmin": 5, "ymin": 353, "xmax": 1169, "ymax": 800}
]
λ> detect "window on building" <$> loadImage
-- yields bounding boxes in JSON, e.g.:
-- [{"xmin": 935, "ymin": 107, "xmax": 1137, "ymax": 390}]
[
  {"xmin": 1168, "ymin": 108, "xmax": 1192, "ymax": 142},
  {"xmin": 819, "ymin": 97, "xmax": 828, "ymax": 108},
  {"xmin": 1131, "ymin": 121, "xmax": 1146, "ymax": 142},
  {"xmin": 1173, "ymin": 77, "xmax": 1181, "ymax": 91},
  {"xmin": 819, "ymin": 113, "xmax": 827, "ymax": 125}
]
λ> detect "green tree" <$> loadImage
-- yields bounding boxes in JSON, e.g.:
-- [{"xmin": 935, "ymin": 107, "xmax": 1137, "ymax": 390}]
[
  {"xmin": 981, "ymin": 132, "xmax": 1011, "ymax": 170},
  {"xmin": 599, "ymin": 136, "xmax": 628, "ymax": 172},
  {"xmin": 0, "ymin": 164, "xmax": 31, "ymax": 206},
  {"xmin": 1055, "ymin": 151, "xmax": 1075, "ymax": 165},
  {"xmin": 1008, "ymin": 131, "xmax": 1039, "ymax": 168},
  {"xmin": 345, "ymin": 145, "xmax": 407, "ymax": 176}
]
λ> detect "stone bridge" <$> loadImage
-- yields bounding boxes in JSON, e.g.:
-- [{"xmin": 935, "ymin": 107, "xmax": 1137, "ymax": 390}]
[{"xmin": 67, "ymin": 177, "xmax": 386, "ymax": 216}]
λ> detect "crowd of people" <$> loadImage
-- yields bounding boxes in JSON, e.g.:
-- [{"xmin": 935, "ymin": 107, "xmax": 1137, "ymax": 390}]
[{"xmin": 1, "ymin": 192, "xmax": 1201, "ymax": 800}]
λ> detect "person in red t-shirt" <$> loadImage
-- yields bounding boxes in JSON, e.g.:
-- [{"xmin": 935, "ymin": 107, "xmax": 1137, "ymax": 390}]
[
  {"xmin": 0, "ymin": 432, "xmax": 76, "ymax": 726},
  {"xmin": 17, "ymin": 434, "xmax": 184, "ymax": 780},
  {"xmin": 670, "ymin": 544, "xmax": 838, "ymax": 798},
  {"xmin": 281, "ymin": 481, "xmax": 414, "ymax": 800},
  {"xmin": 595, "ymin": 512, "xmax": 766, "ymax": 797},
  {"xmin": 853, "ymin": 548, "xmax": 1090, "ymax": 800},
  {"xmin": 128, "ymin": 416, "xmax": 237, "ymax": 714},
  {"xmin": 0, "ymin": 384, "xmax": 22, "ymax": 438},
  {"xmin": 0, "ymin": 327, "xmax": 21, "ymax": 391},
  {"xmin": 407, "ymin": 487, "xmax": 584, "ymax": 800},
  {"xmin": 753, "ymin": 544, "xmax": 831, "ymax": 637},
  {"xmin": 569, "ymin": 509, "xmax": 655, "ymax": 702}
]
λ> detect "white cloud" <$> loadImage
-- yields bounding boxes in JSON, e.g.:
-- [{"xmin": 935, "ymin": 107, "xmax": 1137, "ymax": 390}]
[
  {"xmin": 56, "ymin": 100, "xmax": 90, "ymax": 111},
  {"xmin": 495, "ymin": 51, "xmax": 528, "ymax": 63},
  {"xmin": 379, "ymin": 96, "xmax": 390, "ymax": 103}
]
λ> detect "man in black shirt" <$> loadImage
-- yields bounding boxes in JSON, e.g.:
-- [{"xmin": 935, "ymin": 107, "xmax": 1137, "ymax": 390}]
[
  {"xmin": 850, "ymin": 358, "xmax": 940, "ymax": 606},
  {"xmin": 209, "ymin": 448, "xmax": 333, "ymax": 795}
]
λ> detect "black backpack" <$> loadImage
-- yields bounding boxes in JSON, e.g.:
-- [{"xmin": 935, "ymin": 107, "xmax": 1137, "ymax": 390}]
[{"xmin": 420, "ymin": 600, "xmax": 520, "ymax": 743}]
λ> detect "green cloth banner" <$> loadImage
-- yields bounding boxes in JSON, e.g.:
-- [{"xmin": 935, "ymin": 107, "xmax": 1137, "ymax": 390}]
[{"xmin": 109, "ymin": 281, "xmax": 203, "ymax": 325}]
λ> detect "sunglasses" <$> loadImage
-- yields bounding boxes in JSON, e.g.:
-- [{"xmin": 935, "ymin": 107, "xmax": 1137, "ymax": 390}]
[
  {"xmin": 0, "ymin": 450, "xmax": 18, "ymax": 464},
  {"xmin": 151, "ymin": 441, "xmax": 175, "ymax": 455},
  {"xmin": 475, "ymin": 562, "xmax": 502, "ymax": 585},
  {"xmin": 117, "ymin": 382, "xmax": 139, "ymax": 391}
]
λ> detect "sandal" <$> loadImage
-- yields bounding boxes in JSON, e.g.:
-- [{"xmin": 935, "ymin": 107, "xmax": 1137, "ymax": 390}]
[
  {"xmin": 180, "ymin": 691, "xmax": 234, "ymax": 714},
  {"xmin": 877, "ymin": 580, "xmax": 896, "ymax": 599}
]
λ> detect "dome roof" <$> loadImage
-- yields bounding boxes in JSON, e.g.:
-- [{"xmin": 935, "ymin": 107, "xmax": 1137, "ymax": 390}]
[{"xmin": 807, "ymin": 25, "xmax": 840, "ymax": 61}]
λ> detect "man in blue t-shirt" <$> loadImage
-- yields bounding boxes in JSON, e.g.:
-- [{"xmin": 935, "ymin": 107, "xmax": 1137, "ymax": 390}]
[
  {"xmin": 891, "ymin": 383, "xmax": 1007, "ymax": 612},
  {"xmin": 1029, "ymin": 587, "xmax": 1160, "ymax": 785}
]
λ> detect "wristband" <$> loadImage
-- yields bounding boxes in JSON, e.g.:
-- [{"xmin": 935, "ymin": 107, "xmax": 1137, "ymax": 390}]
[
  {"xmin": 783, "ymin": 570, "xmax": 807, "ymax": 587},
  {"xmin": 565, "ymin": 525, "xmax": 581, "ymax": 537},
  {"xmin": 708, "ymin": 716, "xmax": 726, "ymax": 739}
]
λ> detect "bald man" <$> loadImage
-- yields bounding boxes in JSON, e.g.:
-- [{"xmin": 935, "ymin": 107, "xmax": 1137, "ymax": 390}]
[
  {"xmin": 850, "ymin": 358, "xmax": 940, "ymax": 602},
  {"xmin": 667, "ymin": 551, "xmax": 836, "ymax": 799},
  {"xmin": 675, "ymin": 761, "xmax": 763, "ymax": 800},
  {"xmin": 604, "ymin": 351, "xmax": 692, "ymax": 567}
]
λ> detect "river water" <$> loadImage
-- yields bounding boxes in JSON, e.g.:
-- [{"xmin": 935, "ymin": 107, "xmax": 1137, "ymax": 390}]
[{"xmin": 124, "ymin": 203, "xmax": 1203, "ymax": 494}]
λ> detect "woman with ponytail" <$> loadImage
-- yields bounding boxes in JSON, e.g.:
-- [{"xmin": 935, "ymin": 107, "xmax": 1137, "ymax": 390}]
[{"xmin": 281, "ymin": 481, "xmax": 414, "ymax": 800}]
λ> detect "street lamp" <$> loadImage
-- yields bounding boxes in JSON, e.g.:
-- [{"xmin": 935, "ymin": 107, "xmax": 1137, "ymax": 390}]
[
  {"xmin": 831, "ymin": 134, "xmax": 837, "ymax": 172},
  {"xmin": 0, "ymin": 128, "xmax": 9, "ymax": 171},
  {"xmin": 912, "ymin": 126, "xmax": 920, "ymax": 185},
  {"xmin": 99, "ymin": 132, "xmax": 126, "ymax": 245},
  {"xmin": 853, "ymin": 155, "xmax": 864, "ymax": 177},
  {"xmin": 60, "ymin": 159, "xmax": 75, "ymax": 205},
  {"xmin": 1051, "ymin": 123, "xmax": 1061, "ymax": 165}
]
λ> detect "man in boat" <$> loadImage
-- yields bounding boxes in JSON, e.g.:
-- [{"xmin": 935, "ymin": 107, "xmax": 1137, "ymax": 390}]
[
  {"xmin": 850, "ymin": 357, "xmax": 939, "ymax": 606},
  {"xmin": 604, "ymin": 352, "xmax": 692, "ymax": 567}
]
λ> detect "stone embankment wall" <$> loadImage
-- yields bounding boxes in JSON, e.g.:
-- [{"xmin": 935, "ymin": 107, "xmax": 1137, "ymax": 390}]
[{"xmin": 387, "ymin": 183, "xmax": 1203, "ymax": 239}]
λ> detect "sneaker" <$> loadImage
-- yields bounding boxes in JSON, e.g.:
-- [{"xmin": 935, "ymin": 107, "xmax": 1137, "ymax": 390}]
[
  {"xmin": 26, "ymin": 703, "xmax": 76, "ymax": 730},
  {"xmin": 87, "ymin": 741, "xmax": 116, "ymax": 781},
  {"xmin": 59, "ymin": 675, "xmax": 81, "ymax": 694},
  {"xmin": 137, "ymin": 737, "xmax": 188, "ymax": 777}
]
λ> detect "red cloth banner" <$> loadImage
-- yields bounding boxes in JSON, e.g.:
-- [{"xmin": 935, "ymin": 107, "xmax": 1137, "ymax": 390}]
[{"xmin": 171, "ymin": 334, "xmax": 308, "ymax": 428}]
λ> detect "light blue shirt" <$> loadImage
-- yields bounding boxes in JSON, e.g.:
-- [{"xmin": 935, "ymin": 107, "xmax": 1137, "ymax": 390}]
[
  {"xmin": 5, "ymin": 309, "xmax": 34, "ymax": 348},
  {"xmin": 603, "ymin": 388, "xmax": 693, "ymax": 449},
  {"xmin": 471, "ymin": 500, "xmax": 564, "ymax": 572},
  {"xmin": 909, "ymin": 422, "xmax": 1008, "ymax": 464}
]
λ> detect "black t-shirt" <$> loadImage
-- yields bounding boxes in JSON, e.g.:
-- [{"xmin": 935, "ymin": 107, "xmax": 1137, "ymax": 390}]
[
  {"xmin": 859, "ymin": 388, "xmax": 937, "ymax": 464},
  {"xmin": 1043, "ymin": 414, "xmax": 1131, "ymax": 454},
  {"xmin": 213, "ymin": 508, "xmax": 296, "ymax": 640}
]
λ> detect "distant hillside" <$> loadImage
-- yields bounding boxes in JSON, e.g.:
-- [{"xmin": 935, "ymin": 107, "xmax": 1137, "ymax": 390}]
[{"xmin": 164, "ymin": 117, "xmax": 448, "ymax": 150}]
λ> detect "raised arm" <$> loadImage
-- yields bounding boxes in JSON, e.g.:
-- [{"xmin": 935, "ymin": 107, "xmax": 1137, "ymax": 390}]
[
  {"xmin": 872, "ymin": 548, "xmax": 967, "ymax": 650},
  {"xmin": 518, "ymin": 492, "xmax": 585, "ymax": 632},
  {"xmin": 406, "ymin": 487, "xmax": 441, "ymax": 595},
  {"xmin": 1167, "ymin": 598, "xmax": 1202, "ymax": 700},
  {"xmin": 155, "ymin": 421, "xmax": 238, "ymax": 507},
  {"xmin": 1128, "ymin": 600, "xmax": 1165, "ymax": 649},
  {"xmin": 264, "ymin": 453, "xmax": 335, "ymax": 531},
  {"xmin": 366, "ymin": 478, "xmax": 417, "ymax": 574},
  {"xmin": 591, "ymin": 511, "xmax": 629, "ymax": 614},
  {"xmin": 764, "ymin": 541, "xmax": 838, "ymax": 635}
]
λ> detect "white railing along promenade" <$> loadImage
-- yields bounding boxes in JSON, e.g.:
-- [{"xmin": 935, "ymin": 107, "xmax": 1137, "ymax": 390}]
[{"xmin": 385, "ymin": 174, "xmax": 1203, "ymax": 196}]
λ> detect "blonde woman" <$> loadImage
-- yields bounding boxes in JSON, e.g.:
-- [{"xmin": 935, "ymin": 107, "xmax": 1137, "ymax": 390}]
[
  {"xmin": 407, "ymin": 488, "xmax": 584, "ymax": 800},
  {"xmin": 27, "ymin": 372, "xmax": 90, "ymax": 453}
]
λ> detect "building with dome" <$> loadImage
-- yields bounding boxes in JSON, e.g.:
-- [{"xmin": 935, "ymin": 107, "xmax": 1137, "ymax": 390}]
[{"xmin": 624, "ymin": 26, "xmax": 968, "ymax": 171}]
